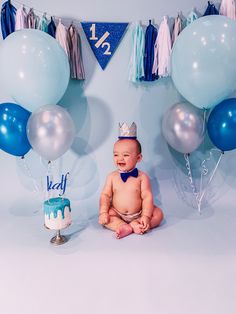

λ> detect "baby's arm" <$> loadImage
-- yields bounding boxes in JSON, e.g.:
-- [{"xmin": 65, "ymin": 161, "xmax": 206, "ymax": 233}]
[
  {"xmin": 99, "ymin": 173, "xmax": 113, "ymax": 225},
  {"xmin": 140, "ymin": 173, "xmax": 154, "ymax": 231}
]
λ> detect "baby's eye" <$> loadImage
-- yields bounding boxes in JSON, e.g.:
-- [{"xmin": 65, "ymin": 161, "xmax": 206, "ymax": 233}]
[
  {"xmin": 113, "ymin": 154, "xmax": 118, "ymax": 157},
  {"xmin": 124, "ymin": 154, "xmax": 129, "ymax": 157}
]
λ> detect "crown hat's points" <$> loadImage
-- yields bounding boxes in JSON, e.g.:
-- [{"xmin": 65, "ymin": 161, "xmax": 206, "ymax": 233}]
[{"xmin": 118, "ymin": 122, "xmax": 137, "ymax": 139}]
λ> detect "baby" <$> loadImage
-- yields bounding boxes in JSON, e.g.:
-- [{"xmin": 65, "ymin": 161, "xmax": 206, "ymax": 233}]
[{"xmin": 99, "ymin": 123, "xmax": 164, "ymax": 239}]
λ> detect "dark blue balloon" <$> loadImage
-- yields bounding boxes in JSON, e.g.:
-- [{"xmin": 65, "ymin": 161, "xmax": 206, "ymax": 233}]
[
  {"xmin": 207, "ymin": 98, "xmax": 236, "ymax": 151},
  {"xmin": 0, "ymin": 103, "xmax": 31, "ymax": 156}
]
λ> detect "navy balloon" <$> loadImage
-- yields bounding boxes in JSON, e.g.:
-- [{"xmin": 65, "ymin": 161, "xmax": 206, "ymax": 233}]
[
  {"xmin": 0, "ymin": 103, "xmax": 31, "ymax": 156},
  {"xmin": 207, "ymin": 98, "xmax": 236, "ymax": 151}
]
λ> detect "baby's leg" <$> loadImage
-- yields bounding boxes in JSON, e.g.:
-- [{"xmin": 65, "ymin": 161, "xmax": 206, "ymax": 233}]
[
  {"xmin": 150, "ymin": 206, "xmax": 164, "ymax": 229},
  {"xmin": 130, "ymin": 218, "xmax": 144, "ymax": 235},
  {"xmin": 105, "ymin": 208, "xmax": 133, "ymax": 239},
  {"xmin": 130, "ymin": 207, "xmax": 163, "ymax": 235}
]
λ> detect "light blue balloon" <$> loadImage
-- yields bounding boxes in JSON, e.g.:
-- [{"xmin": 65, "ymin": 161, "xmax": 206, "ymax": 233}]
[
  {"xmin": 0, "ymin": 29, "xmax": 70, "ymax": 112},
  {"xmin": 171, "ymin": 16, "xmax": 236, "ymax": 109}
]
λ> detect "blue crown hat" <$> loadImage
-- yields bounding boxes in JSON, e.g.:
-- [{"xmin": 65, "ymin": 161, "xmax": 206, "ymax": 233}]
[{"xmin": 118, "ymin": 122, "xmax": 137, "ymax": 139}]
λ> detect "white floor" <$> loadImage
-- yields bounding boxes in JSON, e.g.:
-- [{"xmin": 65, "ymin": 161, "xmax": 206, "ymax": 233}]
[{"xmin": 1, "ymin": 192, "xmax": 236, "ymax": 314}]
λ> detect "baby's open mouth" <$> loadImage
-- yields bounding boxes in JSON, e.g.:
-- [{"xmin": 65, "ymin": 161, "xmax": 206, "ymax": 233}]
[{"xmin": 118, "ymin": 162, "xmax": 126, "ymax": 166}]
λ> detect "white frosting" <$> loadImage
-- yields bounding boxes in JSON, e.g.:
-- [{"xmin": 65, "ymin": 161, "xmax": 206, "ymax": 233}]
[{"xmin": 44, "ymin": 206, "xmax": 72, "ymax": 230}]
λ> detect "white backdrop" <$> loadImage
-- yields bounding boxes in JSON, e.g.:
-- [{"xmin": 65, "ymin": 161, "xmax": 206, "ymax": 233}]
[
  {"xmin": 1, "ymin": 1, "xmax": 236, "ymax": 314},
  {"xmin": 0, "ymin": 0, "xmax": 236, "ymax": 314},
  {"xmin": 1, "ymin": 0, "xmax": 235, "ymax": 216}
]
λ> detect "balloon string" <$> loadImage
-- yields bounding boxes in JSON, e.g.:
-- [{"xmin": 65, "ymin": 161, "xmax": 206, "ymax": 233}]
[
  {"xmin": 197, "ymin": 150, "xmax": 223, "ymax": 213},
  {"xmin": 20, "ymin": 156, "xmax": 40, "ymax": 193},
  {"xmin": 197, "ymin": 107, "xmax": 207, "ymax": 204},
  {"xmin": 199, "ymin": 147, "xmax": 215, "ymax": 199},
  {"xmin": 67, "ymin": 155, "xmax": 80, "ymax": 187},
  {"xmin": 199, "ymin": 157, "xmax": 206, "ymax": 201},
  {"xmin": 184, "ymin": 153, "xmax": 199, "ymax": 201},
  {"xmin": 46, "ymin": 161, "xmax": 53, "ymax": 201},
  {"xmin": 172, "ymin": 169, "xmax": 195, "ymax": 208},
  {"xmin": 202, "ymin": 108, "xmax": 207, "ymax": 133},
  {"xmin": 58, "ymin": 156, "xmax": 68, "ymax": 199},
  {"xmin": 20, "ymin": 156, "xmax": 44, "ymax": 206},
  {"xmin": 198, "ymin": 107, "xmax": 211, "ymax": 204}
]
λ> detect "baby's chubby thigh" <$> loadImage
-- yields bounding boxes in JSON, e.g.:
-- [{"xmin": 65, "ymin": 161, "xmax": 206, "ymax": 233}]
[
  {"xmin": 108, "ymin": 207, "xmax": 121, "ymax": 218},
  {"xmin": 150, "ymin": 205, "xmax": 164, "ymax": 228},
  {"xmin": 103, "ymin": 207, "xmax": 129, "ymax": 233}
]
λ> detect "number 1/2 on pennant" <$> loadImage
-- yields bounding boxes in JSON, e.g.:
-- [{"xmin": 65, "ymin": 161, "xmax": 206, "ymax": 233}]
[{"xmin": 81, "ymin": 22, "xmax": 129, "ymax": 70}]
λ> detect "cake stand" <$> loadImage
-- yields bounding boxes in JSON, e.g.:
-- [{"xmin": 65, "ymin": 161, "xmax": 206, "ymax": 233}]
[
  {"xmin": 50, "ymin": 229, "xmax": 68, "ymax": 245},
  {"xmin": 44, "ymin": 224, "xmax": 70, "ymax": 245}
]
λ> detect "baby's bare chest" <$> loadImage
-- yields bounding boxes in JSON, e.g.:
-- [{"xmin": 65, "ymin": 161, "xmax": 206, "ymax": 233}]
[{"xmin": 112, "ymin": 177, "xmax": 141, "ymax": 194}]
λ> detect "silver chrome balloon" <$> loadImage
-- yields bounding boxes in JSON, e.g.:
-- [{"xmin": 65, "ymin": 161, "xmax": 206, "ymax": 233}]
[
  {"xmin": 27, "ymin": 105, "xmax": 76, "ymax": 161},
  {"xmin": 162, "ymin": 102, "xmax": 205, "ymax": 154}
]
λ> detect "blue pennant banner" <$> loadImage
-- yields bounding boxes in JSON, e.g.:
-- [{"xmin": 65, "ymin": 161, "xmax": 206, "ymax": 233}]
[{"xmin": 81, "ymin": 22, "xmax": 129, "ymax": 70}]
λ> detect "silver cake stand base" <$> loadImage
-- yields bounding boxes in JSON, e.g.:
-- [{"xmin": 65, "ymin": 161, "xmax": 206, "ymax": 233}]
[{"xmin": 50, "ymin": 230, "xmax": 68, "ymax": 245}]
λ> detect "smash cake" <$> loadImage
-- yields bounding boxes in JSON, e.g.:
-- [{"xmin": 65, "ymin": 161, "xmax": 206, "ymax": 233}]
[{"xmin": 44, "ymin": 197, "xmax": 72, "ymax": 230}]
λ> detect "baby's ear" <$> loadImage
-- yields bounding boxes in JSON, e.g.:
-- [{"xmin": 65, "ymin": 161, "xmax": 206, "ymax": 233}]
[{"xmin": 137, "ymin": 154, "xmax": 142, "ymax": 162}]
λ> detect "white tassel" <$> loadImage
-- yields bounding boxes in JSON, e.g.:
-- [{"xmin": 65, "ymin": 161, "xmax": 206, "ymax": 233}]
[
  {"xmin": 220, "ymin": 0, "xmax": 236, "ymax": 20},
  {"xmin": 56, "ymin": 19, "xmax": 70, "ymax": 56},
  {"xmin": 172, "ymin": 16, "xmax": 182, "ymax": 46},
  {"xmin": 15, "ymin": 5, "xmax": 27, "ymax": 30},
  {"xmin": 153, "ymin": 16, "xmax": 172, "ymax": 78}
]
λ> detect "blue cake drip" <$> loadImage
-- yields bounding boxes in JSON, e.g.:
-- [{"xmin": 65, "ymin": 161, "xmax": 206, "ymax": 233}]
[{"xmin": 44, "ymin": 197, "xmax": 71, "ymax": 219}]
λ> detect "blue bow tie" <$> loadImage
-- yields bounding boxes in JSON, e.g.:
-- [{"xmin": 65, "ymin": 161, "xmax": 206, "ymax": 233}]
[{"xmin": 120, "ymin": 168, "xmax": 138, "ymax": 182}]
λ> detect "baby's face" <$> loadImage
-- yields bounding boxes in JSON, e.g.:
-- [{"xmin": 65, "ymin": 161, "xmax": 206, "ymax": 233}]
[{"xmin": 113, "ymin": 139, "xmax": 142, "ymax": 172}]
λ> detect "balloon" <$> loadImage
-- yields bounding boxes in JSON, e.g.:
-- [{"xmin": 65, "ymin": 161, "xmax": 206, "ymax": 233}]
[
  {"xmin": 207, "ymin": 98, "xmax": 236, "ymax": 151},
  {"xmin": 171, "ymin": 16, "xmax": 236, "ymax": 109},
  {"xmin": 27, "ymin": 105, "xmax": 76, "ymax": 161},
  {"xmin": 0, "ymin": 103, "xmax": 31, "ymax": 156},
  {"xmin": 0, "ymin": 29, "xmax": 70, "ymax": 112},
  {"xmin": 162, "ymin": 102, "xmax": 205, "ymax": 154}
]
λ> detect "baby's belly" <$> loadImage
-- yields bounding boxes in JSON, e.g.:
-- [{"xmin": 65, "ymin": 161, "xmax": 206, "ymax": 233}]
[{"xmin": 112, "ymin": 190, "xmax": 142, "ymax": 214}]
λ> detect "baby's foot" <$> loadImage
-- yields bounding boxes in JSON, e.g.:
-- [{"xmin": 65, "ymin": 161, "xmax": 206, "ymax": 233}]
[
  {"xmin": 131, "ymin": 222, "xmax": 144, "ymax": 235},
  {"xmin": 116, "ymin": 223, "xmax": 133, "ymax": 239}
]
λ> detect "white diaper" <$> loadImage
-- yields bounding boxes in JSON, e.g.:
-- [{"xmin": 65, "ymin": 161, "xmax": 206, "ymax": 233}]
[{"xmin": 113, "ymin": 208, "xmax": 142, "ymax": 223}]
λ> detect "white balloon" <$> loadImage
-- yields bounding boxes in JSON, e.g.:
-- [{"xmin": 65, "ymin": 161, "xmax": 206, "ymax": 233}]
[
  {"xmin": 27, "ymin": 105, "xmax": 76, "ymax": 161},
  {"xmin": 162, "ymin": 102, "xmax": 205, "ymax": 154}
]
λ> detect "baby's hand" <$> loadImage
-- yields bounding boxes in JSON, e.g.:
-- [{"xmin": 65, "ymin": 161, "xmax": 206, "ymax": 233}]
[
  {"xmin": 140, "ymin": 215, "xmax": 151, "ymax": 232},
  {"xmin": 99, "ymin": 212, "xmax": 110, "ymax": 225}
]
